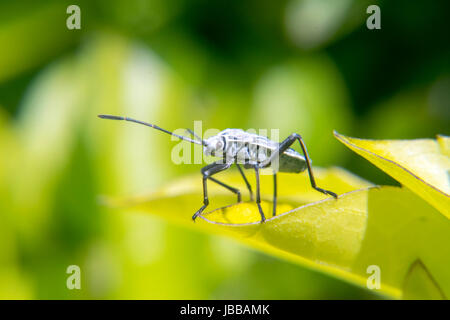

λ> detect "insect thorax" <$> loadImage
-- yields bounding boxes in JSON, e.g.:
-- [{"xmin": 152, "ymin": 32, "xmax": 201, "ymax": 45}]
[{"xmin": 207, "ymin": 130, "xmax": 272, "ymax": 163}]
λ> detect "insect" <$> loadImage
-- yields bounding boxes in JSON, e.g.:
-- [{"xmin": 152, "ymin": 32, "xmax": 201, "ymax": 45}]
[{"xmin": 98, "ymin": 114, "xmax": 338, "ymax": 223}]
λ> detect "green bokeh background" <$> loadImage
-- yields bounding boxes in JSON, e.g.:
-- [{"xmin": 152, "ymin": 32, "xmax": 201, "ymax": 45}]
[{"xmin": 0, "ymin": 0, "xmax": 448, "ymax": 299}]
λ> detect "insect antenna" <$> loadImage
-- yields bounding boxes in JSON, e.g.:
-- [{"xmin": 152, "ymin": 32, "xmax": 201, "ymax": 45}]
[
  {"xmin": 98, "ymin": 114, "xmax": 204, "ymax": 145},
  {"xmin": 185, "ymin": 128, "xmax": 207, "ymax": 146}
]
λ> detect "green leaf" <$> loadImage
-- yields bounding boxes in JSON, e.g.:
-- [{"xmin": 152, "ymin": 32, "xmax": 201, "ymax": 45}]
[
  {"xmin": 334, "ymin": 132, "xmax": 450, "ymax": 218},
  {"xmin": 402, "ymin": 260, "xmax": 446, "ymax": 300},
  {"xmin": 105, "ymin": 167, "xmax": 450, "ymax": 299}
]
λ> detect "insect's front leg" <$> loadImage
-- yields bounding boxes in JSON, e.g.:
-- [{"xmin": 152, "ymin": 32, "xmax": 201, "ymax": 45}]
[
  {"xmin": 261, "ymin": 133, "xmax": 338, "ymax": 199},
  {"xmin": 192, "ymin": 161, "xmax": 233, "ymax": 221}
]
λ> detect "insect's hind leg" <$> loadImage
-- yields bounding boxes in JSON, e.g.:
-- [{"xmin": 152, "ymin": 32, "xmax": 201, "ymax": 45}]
[
  {"xmin": 192, "ymin": 161, "xmax": 233, "ymax": 221},
  {"xmin": 262, "ymin": 133, "xmax": 338, "ymax": 199},
  {"xmin": 294, "ymin": 134, "xmax": 337, "ymax": 198}
]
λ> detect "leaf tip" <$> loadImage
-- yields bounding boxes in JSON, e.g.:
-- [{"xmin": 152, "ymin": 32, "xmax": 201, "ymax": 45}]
[{"xmin": 333, "ymin": 130, "xmax": 348, "ymax": 143}]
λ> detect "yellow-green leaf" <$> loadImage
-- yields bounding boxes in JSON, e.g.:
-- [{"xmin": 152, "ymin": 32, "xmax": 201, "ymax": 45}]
[
  {"xmin": 334, "ymin": 132, "xmax": 450, "ymax": 218},
  {"xmin": 402, "ymin": 260, "xmax": 446, "ymax": 300},
  {"xmin": 105, "ymin": 167, "xmax": 450, "ymax": 299}
]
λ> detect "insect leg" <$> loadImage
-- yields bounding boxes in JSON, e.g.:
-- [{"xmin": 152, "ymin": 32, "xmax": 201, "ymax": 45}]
[
  {"xmin": 295, "ymin": 135, "xmax": 338, "ymax": 198},
  {"xmin": 262, "ymin": 133, "xmax": 338, "ymax": 199},
  {"xmin": 185, "ymin": 128, "xmax": 203, "ymax": 142},
  {"xmin": 192, "ymin": 161, "xmax": 233, "ymax": 221},
  {"xmin": 236, "ymin": 164, "xmax": 253, "ymax": 201},
  {"xmin": 254, "ymin": 166, "xmax": 266, "ymax": 223},
  {"xmin": 208, "ymin": 176, "xmax": 241, "ymax": 203},
  {"xmin": 273, "ymin": 172, "xmax": 277, "ymax": 217}
]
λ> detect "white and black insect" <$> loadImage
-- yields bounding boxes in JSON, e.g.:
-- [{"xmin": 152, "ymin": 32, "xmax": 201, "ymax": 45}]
[{"xmin": 98, "ymin": 115, "xmax": 338, "ymax": 223}]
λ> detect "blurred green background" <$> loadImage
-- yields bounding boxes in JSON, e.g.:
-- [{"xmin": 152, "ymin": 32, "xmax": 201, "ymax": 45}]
[{"xmin": 0, "ymin": 0, "xmax": 448, "ymax": 299}]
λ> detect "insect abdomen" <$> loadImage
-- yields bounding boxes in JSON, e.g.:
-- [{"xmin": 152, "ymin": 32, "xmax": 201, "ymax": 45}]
[{"xmin": 277, "ymin": 152, "xmax": 307, "ymax": 173}]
